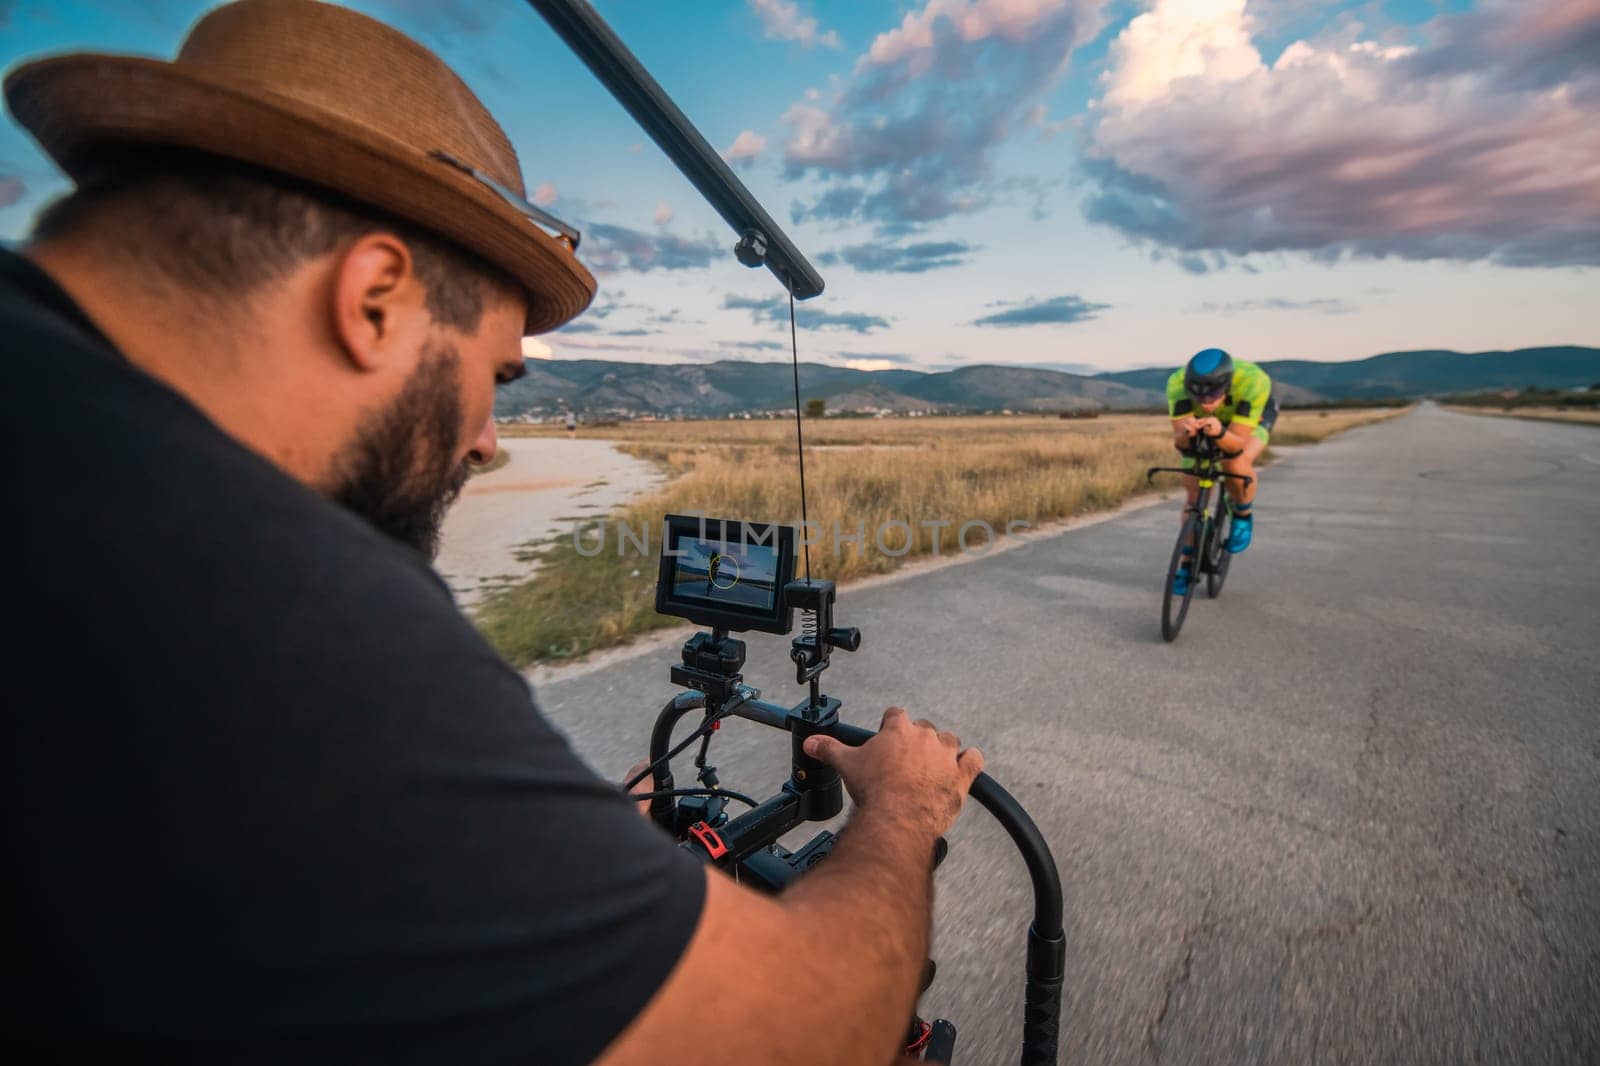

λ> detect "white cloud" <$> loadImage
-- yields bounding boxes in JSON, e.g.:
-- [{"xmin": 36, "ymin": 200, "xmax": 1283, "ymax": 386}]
[
  {"xmin": 653, "ymin": 199, "xmax": 674, "ymax": 225},
  {"xmin": 724, "ymin": 129, "xmax": 768, "ymax": 165},
  {"xmin": 531, "ymin": 182, "xmax": 557, "ymax": 206},
  {"xmin": 843, "ymin": 358, "xmax": 898, "ymax": 371},
  {"xmin": 584, "ymin": 223, "xmax": 723, "ymax": 274},
  {"xmin": 748, "ymin": 0, "xmax": 839, "ymax": 49},
  {"xmin": 1081, "ymin": 0, "xmax": 1600, "ymax": 267},
  {"xmin": 863, "ymin": 0, "xmax": 1095, "ymax": 70},
  {"xmin": 521, "ymin": 336, "xmax": 553, "ymax": 359},
  {"xmin": 783, "ymin": 0, "xmax": 1109, "ymax": 231},
  {"xmin": 1104, "ymin": 0, "xmax": 1262, "ymax": 106}
]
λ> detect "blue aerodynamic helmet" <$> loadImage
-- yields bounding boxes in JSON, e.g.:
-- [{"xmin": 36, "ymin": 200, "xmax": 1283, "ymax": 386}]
[{"xmin": 1183, "ymin": 348, "xmax": 1234, "ymax": 399}]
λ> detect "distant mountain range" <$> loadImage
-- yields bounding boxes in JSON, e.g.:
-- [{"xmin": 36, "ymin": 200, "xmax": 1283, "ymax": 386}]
[
  {"xmin": 495, "ymin": 345, "xmax": 1600, "ymax": 420},
  {"xmin": 1094, "ymin": 346, "xmax": 1600, "ymax": 402}
]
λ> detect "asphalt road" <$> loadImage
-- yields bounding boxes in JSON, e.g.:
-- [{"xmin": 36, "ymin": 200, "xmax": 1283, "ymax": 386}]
[{"xmin": 536, "ymin": 404, "xmax": 1600, "ymax": 1065}]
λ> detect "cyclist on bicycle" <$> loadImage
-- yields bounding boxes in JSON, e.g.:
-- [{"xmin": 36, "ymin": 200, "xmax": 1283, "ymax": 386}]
[{"xmin": 1167, "ymin": 348, "xmax": 1278, "ymax": 594}]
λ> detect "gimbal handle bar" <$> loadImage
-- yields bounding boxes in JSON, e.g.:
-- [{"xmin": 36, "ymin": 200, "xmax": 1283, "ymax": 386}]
[{"xmin": 648, "ymin": 691, "xmax": 1065, "ymax": 1066}]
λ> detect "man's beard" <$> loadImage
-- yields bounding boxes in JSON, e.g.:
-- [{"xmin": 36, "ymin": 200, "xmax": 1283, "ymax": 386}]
[{"xmin": 327, "ymin": 339, "xmax": 472, "ymax": 559}]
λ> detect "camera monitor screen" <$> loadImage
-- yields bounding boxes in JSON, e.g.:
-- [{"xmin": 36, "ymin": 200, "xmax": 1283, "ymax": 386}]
[{"xmin": 655, "ymin": 515, "xmax": 796, "ymax": 634}]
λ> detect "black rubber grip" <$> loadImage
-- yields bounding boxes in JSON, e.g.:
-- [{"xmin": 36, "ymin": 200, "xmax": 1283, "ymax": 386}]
[
  {"xmin": 1021, "ymin": 974, "xmax": 1062, "ymax": 1066},
  {"xmin": 1021, "ymin": 923, "xmax": 1066, "ymax": 1065}
]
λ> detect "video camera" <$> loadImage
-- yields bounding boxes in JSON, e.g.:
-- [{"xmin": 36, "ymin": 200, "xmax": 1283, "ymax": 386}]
[
  {"xmin": 655, "ymin": 514, "xmax": 796, "ymax": 635},
  {"xmin": 655, "ymin": 514, "xmax": 859, "ymax": 685}
]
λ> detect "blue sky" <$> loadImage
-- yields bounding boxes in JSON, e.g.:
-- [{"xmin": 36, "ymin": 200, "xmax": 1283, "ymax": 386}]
[{"xmin": 2, "ymin": 0, "xmax": 1596, "ymax": 372}]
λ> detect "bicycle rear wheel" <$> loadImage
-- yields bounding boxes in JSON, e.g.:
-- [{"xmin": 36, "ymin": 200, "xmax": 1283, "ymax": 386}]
[
  {"xmin": 1206, "ymin": 494, "xmax": 1232, "ymax": 598},
  {"xmin": 1162, "ymin": 512, "xmax": 1201, "ymax": 641}
]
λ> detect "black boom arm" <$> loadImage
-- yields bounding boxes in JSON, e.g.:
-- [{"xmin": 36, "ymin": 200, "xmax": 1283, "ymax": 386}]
[{"xmin": 525, "ymin": 0, "xmax": 825, "ymax": 299}]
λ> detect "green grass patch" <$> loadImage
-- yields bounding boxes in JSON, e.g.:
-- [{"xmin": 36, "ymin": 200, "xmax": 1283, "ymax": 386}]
[{"xmin": 475, "ymin": 527, "xmax": 674, "ymax": 664}]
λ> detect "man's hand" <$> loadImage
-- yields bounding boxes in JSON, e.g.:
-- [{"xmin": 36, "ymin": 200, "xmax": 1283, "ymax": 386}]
[
  {"xmin": 1195, "ymin": 416, "xmax": 1224, "ymax": 439},
  {"xmin": 623, "ymin": 759, "xmax": 653, "ymax": 818},
  {"xmin": 801, "ymin": 707, "xmax": 983, "ymax": 839},
  {"xmin": 598, "ymin": 708, "xmax": 981, "ymax": 1066}
]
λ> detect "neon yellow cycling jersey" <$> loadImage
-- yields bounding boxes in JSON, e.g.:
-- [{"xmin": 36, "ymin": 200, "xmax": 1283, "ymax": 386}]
[{"xmin": 1166, "ymin": 358, "xmax": 1273, "ymax": 430}]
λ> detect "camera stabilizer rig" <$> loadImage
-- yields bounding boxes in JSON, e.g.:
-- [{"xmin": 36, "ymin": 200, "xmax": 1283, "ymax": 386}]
[
  {"xmin": 658, "ymin": 576, "xmax": 858, "ymax": 886},
  {"xmin": 629, "ymin": 516, "xmax": 1065, "ymax": 1064},
  {"xmin": 526, "ymin": 2, "xmax": 1066, "ymax": 1061}
]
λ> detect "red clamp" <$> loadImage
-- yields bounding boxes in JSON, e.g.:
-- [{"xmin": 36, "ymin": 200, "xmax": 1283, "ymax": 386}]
[
  {"xmin": 904, "ymin": 1019, "xmax": 932, "ymax": 1055},
  {"xmin": 688, "ymin": 821, "xmax": 729, "ymax": 860}
]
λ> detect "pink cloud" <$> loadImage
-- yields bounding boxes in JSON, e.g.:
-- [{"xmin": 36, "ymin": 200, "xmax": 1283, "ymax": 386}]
[{"xmin": 1081, "ymin": 0, "xmax": 1600, "ymax": 267}]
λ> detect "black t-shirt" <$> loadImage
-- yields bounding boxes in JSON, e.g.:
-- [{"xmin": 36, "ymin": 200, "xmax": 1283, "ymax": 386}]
[{"xmin": 2, "ymin": 248, "xmax": 705, "ymax": 1063}]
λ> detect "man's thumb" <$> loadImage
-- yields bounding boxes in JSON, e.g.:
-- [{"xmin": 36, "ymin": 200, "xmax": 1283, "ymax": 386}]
[{"xmin": 803, "ymin": 734, "xmax": 846, "ymax": 765}]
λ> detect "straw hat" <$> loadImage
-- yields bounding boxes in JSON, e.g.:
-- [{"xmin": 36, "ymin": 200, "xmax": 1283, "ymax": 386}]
[{"xmin": 3, "ymin": 0, "xmax": 595, "ymax": 334}]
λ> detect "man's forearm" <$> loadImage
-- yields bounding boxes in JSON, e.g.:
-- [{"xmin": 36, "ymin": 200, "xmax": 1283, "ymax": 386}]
[{"xmin": 778, "ymin": 803, "xmax": 939, "ymax": 1062}]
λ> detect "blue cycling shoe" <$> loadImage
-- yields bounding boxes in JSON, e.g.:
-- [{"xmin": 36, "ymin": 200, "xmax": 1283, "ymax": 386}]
[
  {"xmin": 1226, "ymin": 512, "xmax": 1254, "ymax": 554},
  {"xmin": 1171, "ymin": 549, "xmax": 1194, "ymax": 595}
]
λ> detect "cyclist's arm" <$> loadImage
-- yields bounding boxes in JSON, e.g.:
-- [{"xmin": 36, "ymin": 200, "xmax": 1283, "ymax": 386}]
[
  {"xmin": 1218, "ymin": 370, "xmax": 1271, "ymax": 455},
  {"xmin": 1167, "ymin": 371, "xmax": 1195, "ymax": 449},
  {"xmin": 595, "ymin": 806, "xmax": 940, "ymax": 1066},
  {"xmin": 1216, "ymin": 421, "xmax": 1253, "ymax": 456}
]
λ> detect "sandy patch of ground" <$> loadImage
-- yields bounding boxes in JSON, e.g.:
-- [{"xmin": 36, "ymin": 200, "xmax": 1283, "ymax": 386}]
[{"xmin": 436, "ymin": 438, "xmax": 662, "ymax": 610}]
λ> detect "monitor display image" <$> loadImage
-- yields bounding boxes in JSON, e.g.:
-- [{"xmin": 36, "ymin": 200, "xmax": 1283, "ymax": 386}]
[
  {"xmin": 672, "ymin": 536, "xmax": 781, "ymax": 612},
  {"xmin": 655, "ymin": 516, "xmax": 796, "ymax": 634}
]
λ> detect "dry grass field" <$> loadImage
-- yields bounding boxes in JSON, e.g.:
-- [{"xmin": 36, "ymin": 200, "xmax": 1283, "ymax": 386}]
[{"xmin": 478, "ymin": 408, "xmax": 1406, "ymax": 665}]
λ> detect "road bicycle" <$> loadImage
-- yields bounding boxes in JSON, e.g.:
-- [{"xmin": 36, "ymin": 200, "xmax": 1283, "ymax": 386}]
[{"xmin": 1147, "ymin": 435, "xmax": 1254, "ymax": 641}]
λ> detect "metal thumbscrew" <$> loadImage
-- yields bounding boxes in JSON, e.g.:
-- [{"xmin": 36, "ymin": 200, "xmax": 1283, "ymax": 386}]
[{"xmin": 735, "ymin": 229, "xmax": 768, "ymax": 268}]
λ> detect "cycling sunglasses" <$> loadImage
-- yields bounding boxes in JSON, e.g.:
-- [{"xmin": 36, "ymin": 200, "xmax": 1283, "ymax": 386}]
[{"xmin": 1191, "ymin": 386, "xmax": 1228, "ymax": 402}]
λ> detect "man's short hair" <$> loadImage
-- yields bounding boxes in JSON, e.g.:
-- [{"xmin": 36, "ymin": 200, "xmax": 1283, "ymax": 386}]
[{"xmin": 31, "ymin": 148, "xmax": 521, "ymax": 334}]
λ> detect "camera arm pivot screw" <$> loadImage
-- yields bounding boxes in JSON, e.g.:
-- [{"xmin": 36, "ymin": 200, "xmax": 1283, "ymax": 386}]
[{"xmin": 735, "ymin": 229, "xmax": 768, "ymax": 268}]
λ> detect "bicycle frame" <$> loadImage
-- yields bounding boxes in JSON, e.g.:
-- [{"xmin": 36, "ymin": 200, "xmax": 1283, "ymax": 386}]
[
  {"xmin": 1148, "ymin": 450, "xmax": 1251, "ymax": 543},
  {"xmin": 1147, "ymin": 439, "xmax": 1257, "ymax": 639}
]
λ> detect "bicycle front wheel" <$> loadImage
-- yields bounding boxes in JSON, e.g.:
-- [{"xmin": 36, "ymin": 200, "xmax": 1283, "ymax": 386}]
[
  {"xmin": 1162, "ymin": 512, "xmax": 1201, "ymax": 641},
  {"xmin": 1207, "ymin": 494, "xmax": 1232, "ymax": 598}
]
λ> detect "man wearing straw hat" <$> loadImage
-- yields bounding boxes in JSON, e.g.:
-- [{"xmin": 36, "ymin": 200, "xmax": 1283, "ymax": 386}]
[{"xmin": 3, "ymin": 2, "xmax": 981, "ymax": 1063}]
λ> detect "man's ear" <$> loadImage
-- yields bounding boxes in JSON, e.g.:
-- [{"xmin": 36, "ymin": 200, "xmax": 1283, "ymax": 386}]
[{"xmin": 330, "ymin": 233, "xmax": 431, "ymax": 373}]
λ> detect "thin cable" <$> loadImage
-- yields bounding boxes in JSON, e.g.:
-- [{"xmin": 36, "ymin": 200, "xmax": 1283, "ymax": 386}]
[
  {"xmin": 788, "ymin": 286, "xmax": 812, "ymax": 580},
  {"xmin": 628, "ymin": 787, "xmax": 760, "ymax": 808},
  {"xmin": 625, "ymin": 709, "xmax": 731, "ymax": 791}
]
